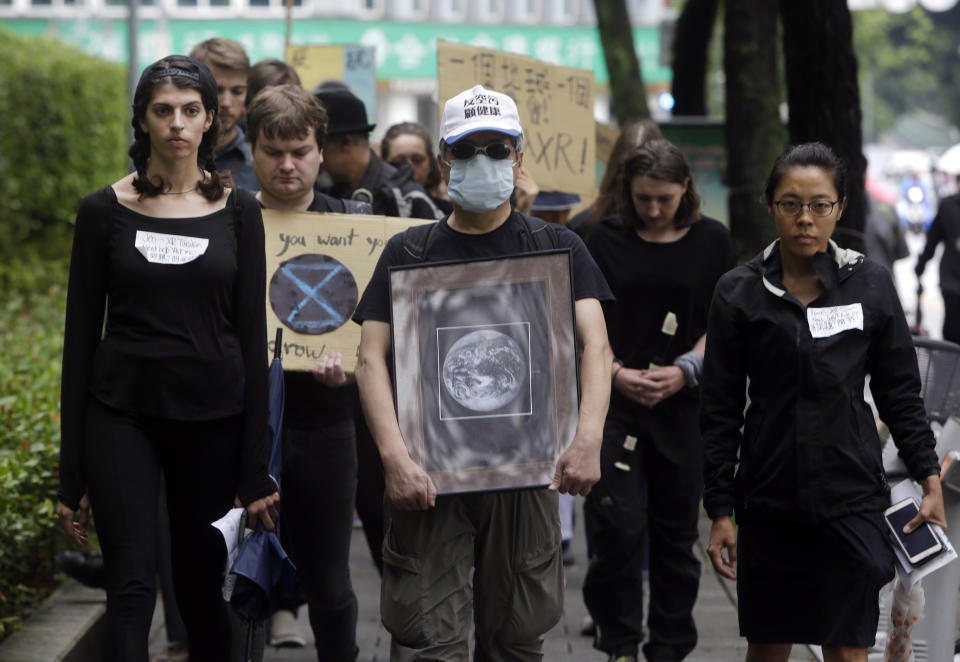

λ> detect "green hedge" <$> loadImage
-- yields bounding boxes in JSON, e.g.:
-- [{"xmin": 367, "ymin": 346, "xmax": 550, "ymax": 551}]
[
  {"xmin": 0, "ymin": 257, "xmax": 68, "ymax": 639},
  {"xmin": 0, "ymin": 25, "xmax": 128, "ymax": 251},
  {"xmin": 0, "ymin": 30, "xmax": 128, "ymax": 638}
]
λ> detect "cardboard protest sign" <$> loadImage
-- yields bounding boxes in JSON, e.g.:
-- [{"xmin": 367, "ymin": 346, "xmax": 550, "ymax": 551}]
[
  {"xmin": 262, "ymin": 210, "xmax": 431, "ymax": 371},
  {"xmin": 285, "ymin": 44, "xmax": 376, "ymax": 122},
  {"xmin": 595, "ymin": 121, "xmax": 620, "ymax": 167},
  {"xmin": 437, "ymin": 40, "xmax": 595, "ymax": 198}
]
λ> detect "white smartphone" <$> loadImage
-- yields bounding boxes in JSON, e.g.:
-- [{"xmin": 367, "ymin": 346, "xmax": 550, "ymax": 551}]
[{"xmin": 884, "ymin": 498, "xmax": 943, "ymax": 565}]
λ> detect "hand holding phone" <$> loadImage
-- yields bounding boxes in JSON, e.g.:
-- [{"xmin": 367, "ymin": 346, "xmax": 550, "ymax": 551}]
[{"xmin": 884, "ymin": 497, "xmax": 943, "ymax": 566}]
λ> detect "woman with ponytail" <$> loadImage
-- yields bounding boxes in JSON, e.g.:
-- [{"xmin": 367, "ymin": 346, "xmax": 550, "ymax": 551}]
[{"xmin": 56, "ymin": 55, "xmax": 279, "ymax": 661}]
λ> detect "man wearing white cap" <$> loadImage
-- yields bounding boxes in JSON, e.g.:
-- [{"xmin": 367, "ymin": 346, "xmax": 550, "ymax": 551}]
[{"xmin": 353, "ymin": 85, "xmax": 614, "ymax": 660}]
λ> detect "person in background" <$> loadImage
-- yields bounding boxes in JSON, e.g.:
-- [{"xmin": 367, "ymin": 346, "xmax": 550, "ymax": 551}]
[
  {"xmin": 314, "ymin": 88, "xmax": 441, "ymax": 220},
  {"xmin": 583, "ymin": 139, "xmax": 736, "ymax": 662},
  {"xmin": 189, "ymin": 38, "xmax": 259, "ymax": 191},
  {"xmin": 915, "ymin": 174, "xmax": 960, "ymax": 343},
  {"xmin": 531, "ymin": 190, "xmax": 581, "ymax": 227},
  {"xmin": 354, "ymin": 84, "xmax": 613, "ymax": 661},
  {"xmin": 56, "ymin": 55, "xmax": 278, "ymax": 662},
  {"xmin": 703, "ymin": 143, "xmax": 945, "ymax": 662},
  {"xmin": 381, "ymin": 121, "xmax": 453, "ymax": 216},
  {"xmin": 246, "ymin": 58, "xmax": 301, "ymax": 108},
  {"xmin": 568, "ymin": 121, "xmax": 663, "ymax": 240},
  {"xmin": 531, "ymin": 189, "xmax": 584, "ymax": 566},
  {"xmin": 248, "ymin": 83, "xmax": 368, "ymax": 661}
]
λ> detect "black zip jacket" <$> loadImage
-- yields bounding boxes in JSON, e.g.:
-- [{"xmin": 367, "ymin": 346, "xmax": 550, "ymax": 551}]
[
  {"xmin": 702, "ymin": 240, "xmax": 938, "ymax": 524},
  {"xmin": 327, "ymin": 149, "xmax": 442, "ymax": 220}
]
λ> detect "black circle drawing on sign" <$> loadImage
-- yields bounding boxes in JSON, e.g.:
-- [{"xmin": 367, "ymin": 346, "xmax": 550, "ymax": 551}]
[{"xmin": 269, "ymin": 254, "xmax": 358, "ymax": 335}]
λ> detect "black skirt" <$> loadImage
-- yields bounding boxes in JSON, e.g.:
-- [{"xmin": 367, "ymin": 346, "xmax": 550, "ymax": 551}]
[{"xmin": 736, "ymin": 511, "xmax": 895, "ymax": 647}]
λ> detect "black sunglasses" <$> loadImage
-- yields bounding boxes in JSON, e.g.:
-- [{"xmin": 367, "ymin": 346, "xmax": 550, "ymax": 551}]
[{"xmin": 446, "ymin": 140, "xmax": 514, "ymax": 162}]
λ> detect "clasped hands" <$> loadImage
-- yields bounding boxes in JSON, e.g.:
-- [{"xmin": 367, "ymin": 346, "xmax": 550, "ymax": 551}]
[{"xmin": 615, "ymin": 365, "xmax": 685, "ymax": 408}]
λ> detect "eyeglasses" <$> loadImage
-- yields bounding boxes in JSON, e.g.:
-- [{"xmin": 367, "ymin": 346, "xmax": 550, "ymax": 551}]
[
  {"xmin": 774, "ymin": 199, "xmax": 840, "ymax": 218},
  {"xmin": 444, "ymin": 140, "xmax": 514, "ymax": 163}
]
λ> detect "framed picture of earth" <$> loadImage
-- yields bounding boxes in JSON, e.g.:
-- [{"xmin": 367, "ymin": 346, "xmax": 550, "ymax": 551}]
[{"xmin": 388, "ymin": 250, "xmax": 578, "ymax": 494}]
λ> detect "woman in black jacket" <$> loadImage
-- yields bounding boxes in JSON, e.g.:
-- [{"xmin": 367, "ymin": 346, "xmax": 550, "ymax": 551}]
[
  {"xmin": 56, "ymin": 56, "xmax": 279, "ymax": 661},
  {"xmin": 702, "ymin": 143, "xmax": 945, "ymax": 662}
]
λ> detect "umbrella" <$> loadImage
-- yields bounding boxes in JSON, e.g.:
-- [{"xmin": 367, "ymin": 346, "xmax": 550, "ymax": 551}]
[{"xmin": 228, "ymin": 328, "xmax": 296, "ymax": 661}]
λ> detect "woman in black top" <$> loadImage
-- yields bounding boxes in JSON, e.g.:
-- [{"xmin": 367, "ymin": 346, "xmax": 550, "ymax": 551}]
[
  {"xmin": 583, "ymin": 139, "xmax": 737, "ymax": 662},
  {"xmin": 56, "ymin": 56, "xmax": 279, "ymax": 662},
  {"xmin": 702, "ymin": 143, "xmax": 945, "ymax": 661}
]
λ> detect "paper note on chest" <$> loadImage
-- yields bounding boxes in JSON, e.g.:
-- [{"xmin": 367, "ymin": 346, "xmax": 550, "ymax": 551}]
[
  {"xmin": 807, "ymin": 303, "xmax": 863, "ymax": 338},
  {"xmin": 135, "ymin": 230, "xmax": 209, "ymax": 265}
]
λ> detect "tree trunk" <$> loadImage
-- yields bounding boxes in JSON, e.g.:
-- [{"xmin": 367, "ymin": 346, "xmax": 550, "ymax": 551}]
[
  {"xmin": 671, "ymin": 0, "xmax": 719, "ymax": 116},
  {"xmin": 593, "ymin": 0, "xmax": 651, "ymax": 124},
  {"xmin": 780, "ymin": 0, "xmax": 865, "ymax": 253},
  {"xmin": 724, "ymin": 0, "xmax": 784, "ymax": 259}
]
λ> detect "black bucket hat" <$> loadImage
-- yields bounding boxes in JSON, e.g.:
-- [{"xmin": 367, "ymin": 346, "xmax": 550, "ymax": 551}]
[{"xmin": 314, "ymin": 88, "xmax": 375, "ymax": 136}]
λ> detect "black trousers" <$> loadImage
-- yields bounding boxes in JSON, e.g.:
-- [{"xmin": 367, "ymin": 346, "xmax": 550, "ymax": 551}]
[
  {"xmin": 354, "ymin": 413, "xmax": 385, "ymax": 575},
  {"xmin": 942, "ymin": 292, "xmax": 960, "ymax": 345},
  {"xmin": 82, "ymin": 397, "xmax": 240, "ymax": 662},
  {"xmin": 280, "ymin": 419, "xmax": 359, "ymax": 662},
  {"xmin": 582, "ymin": 397, "xmax": 702, "ymax": 661}
]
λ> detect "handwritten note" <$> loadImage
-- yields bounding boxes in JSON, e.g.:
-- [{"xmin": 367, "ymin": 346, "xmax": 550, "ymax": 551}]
[
  {"xmin": 807, "ymin": 303, "xmax": 864, "ymax": 338},
  {"xmin": 135, "ymin": 231, "xmax": 208, "ymax": 265},
  {"xmin": 437, "ymin": 41, "xmax": 595, "ymax": 197},
  {"xmin": 263, "ymin": 210, "xmax": 431, "ymax": 372}
]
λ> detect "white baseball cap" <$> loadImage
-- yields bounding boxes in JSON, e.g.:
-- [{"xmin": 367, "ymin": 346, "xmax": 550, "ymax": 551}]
[{"xmin": 440, "ymin": 85, "xmax": 523, "ymax": 145}]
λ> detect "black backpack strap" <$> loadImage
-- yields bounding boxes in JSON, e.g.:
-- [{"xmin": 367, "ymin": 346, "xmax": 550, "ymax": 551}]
[
  {"xmin": 517, "ymin": 213, "xmax": 559, "ymax": 252},
  {"xmin": 399, "ymin": 222, "xmax": 438, "ymax": 264}
]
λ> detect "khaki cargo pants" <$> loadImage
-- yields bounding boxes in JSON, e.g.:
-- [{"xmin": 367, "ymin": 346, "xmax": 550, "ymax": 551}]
[{"xmin": 381, "ymin": 489, "xmax": 563, "ymax": 661}]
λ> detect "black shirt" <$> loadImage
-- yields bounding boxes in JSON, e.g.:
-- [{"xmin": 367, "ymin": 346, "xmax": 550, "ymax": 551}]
[
  {"xmin": 59, "ymin": 186, "xmax": 272, "ymax": 510},
  {"xmin": 266, "ymin": 191, "xmax": 362, "ymax": 429},
  {"xmin": 586, "ymin": 216, "xmax": 736, "ymax": 380},
  {"xmin": 353, "ymin": 212, "xmax": 613, "ymax": 325}
]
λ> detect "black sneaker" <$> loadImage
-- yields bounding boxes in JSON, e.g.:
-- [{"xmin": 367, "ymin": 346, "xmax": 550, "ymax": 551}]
[{"xmin": 561, "ymin": 540, "xmax": 575, "ymax": 566}]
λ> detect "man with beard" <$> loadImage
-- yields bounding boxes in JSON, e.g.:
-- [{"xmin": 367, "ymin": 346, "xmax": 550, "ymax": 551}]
[{"xmin": 190, "ymin": 38, "xmax": 259, "ymax": 191}]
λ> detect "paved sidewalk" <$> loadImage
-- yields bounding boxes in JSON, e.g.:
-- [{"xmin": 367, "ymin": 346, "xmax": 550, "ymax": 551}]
[{"xmin": 145, "ymin": 500, "xmax": 815, "ymax": 662}]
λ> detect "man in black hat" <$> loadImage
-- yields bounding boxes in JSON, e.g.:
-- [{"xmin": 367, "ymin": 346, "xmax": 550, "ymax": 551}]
[{"xmin": 315, "ymin": 87, "xmax": 442, "ymax": 220}]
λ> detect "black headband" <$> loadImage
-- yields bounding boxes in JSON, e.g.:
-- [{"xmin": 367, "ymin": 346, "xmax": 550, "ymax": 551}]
[
  {"xmin": 150, "ymin": 67, "xmax": 200, "ymax": 82},
  {"xmin": 134, "ymin": 56, "xmax": 219, "ymax": 115}
]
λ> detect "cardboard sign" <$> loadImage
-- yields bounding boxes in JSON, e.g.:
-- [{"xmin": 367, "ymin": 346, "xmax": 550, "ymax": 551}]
[
  {"xmin": 285, "ymin": 44, "xmax": 377, "ymax": 122},
  {"xmin": 595, "ymin": 121, "xmax": 620, "ymax": 167},
  {"xmin": 437, "ymin": 41, "xmax": 595, "ymax": 198},
  {"xmin": 262, "ymin": 210, "xmax": 431, "ymax": 371}
]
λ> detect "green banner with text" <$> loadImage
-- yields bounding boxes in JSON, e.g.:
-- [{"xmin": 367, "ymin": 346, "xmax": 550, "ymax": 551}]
[{"xmin": 1, "ymin": 18, "xmax": 670, "ymax": 85}]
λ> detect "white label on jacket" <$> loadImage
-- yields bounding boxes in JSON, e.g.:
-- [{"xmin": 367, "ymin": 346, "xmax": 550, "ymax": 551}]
[
  {"xmin": 807, "ymin": 303, "xmax": 863, "ymax": 338},
  {"xmin": 135, "ymin": 230, "xmax": 208, "ymax": 265}
]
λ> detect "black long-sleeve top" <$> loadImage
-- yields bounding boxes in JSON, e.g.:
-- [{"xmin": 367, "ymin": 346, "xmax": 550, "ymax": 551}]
[
  {"xmin": 701, "ymin": 241, "xmax": 939, "ymax": 524},
  {"xmin": 58, "ymin": 186, "xmax": 274, "ymax": 510}
]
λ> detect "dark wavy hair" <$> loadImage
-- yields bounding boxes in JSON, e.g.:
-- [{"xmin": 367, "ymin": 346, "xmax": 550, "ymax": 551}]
[
  {"xmin": 381, "ymin": 122, "xmax": 441, "ymax": 192},
  {"xmin": 129, "ymin": 55, "xmax": 224, "ymax": 201},
  {"xmin": 590, "ymin": 120, "xmax": 662, "ymax": 224},
  {"xmin": 764, "ymin": 142, "xmax": 847, "ymax": 206},
  {"xmin": 617, "ymin": 138, "xmax": 701, "ymax": 230}
]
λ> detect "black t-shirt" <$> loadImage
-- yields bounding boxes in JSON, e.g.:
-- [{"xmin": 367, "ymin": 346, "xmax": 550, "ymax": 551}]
[
  {"xmin": 263, "ymin": 191, "xmax": 362, "ymax": 429},
  {"xmin": 586, "ymin": 215, "xmax": 736, "ymax": 386},
  {"xmin": 353, "ymin": 212, "xmax": 613, "ymax": 325}
]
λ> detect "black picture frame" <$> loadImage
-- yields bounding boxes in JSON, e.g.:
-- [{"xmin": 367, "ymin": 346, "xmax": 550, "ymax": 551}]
[{"xmin": 388, "ymin": 250, "xmax": 579, "ymax": 494}]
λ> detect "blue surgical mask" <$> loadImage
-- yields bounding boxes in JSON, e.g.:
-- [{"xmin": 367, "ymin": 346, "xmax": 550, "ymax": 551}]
[{"xmin": 447, "ymin": 155, "xmax": 515, "ymax": 212}]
